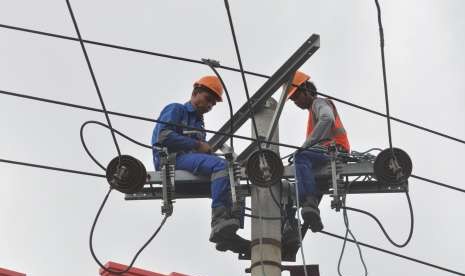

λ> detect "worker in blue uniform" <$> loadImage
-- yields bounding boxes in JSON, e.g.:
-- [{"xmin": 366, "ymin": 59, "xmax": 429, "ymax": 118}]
[{"xmin": 152, "ymin": 75, "xmax": 239, "ymax": 245}]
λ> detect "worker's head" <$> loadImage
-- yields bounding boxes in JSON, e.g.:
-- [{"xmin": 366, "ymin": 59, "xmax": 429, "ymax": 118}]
[
  {"xmin": 191, "ymin": 75, "xmax": 223, "ymax": 114},
  {"xmin": 287, "ymin": 71, "xmax": 317, "ymax": 110}
]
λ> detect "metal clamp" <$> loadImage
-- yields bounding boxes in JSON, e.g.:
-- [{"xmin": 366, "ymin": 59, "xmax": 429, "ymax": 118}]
[
  {"xmin": 328, "ymin": 143, "xmax": 343, "ymax": 211},
  {"xmin": 159, "ymin": 147, "xmax": 175, "ymax": 216},
  {"xmin": 221, "ymin": 144, "xmax": 243, "ymax": 213}
]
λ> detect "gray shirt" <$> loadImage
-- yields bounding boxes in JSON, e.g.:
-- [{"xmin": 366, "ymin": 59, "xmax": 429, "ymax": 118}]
[{"xmin": 301, "ymin": 98, "xmax": 335, "ymax": 148}]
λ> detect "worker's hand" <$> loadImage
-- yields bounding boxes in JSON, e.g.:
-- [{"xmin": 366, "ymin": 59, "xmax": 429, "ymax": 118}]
[{"xmin": 196, "ymin": 141, "xmax": 212, "ymax": 154}]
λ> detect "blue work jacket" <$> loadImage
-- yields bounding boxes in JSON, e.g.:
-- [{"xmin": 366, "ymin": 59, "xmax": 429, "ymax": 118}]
[{"xmin": 151, "ymin": 102, "xmax": 206, "ymax": 168}]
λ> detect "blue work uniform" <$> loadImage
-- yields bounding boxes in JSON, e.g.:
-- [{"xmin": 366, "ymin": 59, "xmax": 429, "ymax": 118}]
[{"xmin": 151, "ymin": 102, "xmax": 230, "ymax": 208}]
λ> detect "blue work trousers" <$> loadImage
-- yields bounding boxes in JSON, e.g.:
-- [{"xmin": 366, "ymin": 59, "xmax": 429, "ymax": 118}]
[
  {"xmin": 294, "ymin": 150, "xmax": 330, "ymax": 202},
  {"xmin": 169, "ymin": 153, "xmax": 231, "ymax": 208}
]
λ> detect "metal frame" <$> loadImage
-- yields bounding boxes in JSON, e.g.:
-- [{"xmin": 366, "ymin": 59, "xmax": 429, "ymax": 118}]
[
  {"xmin": 208, "ymin": 34, "xmax": 320, "ymax": 151},
  {"xmin": 125, "ymin": 161, "xmax": 408, "ymax": 201}
]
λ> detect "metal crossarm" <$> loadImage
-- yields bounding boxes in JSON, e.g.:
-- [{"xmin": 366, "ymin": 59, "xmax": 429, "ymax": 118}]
[
  {"xmin": 125, "ymin": 161, "xmax": 408, "ymax": 201},
  {"xmin": 208, "ymin": 34, "xmax": 320, "ymax": 151}
]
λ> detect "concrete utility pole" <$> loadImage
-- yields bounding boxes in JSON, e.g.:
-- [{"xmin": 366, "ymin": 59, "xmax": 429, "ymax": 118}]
[{"xmin": 251, "ymin": 98, "xmax": 282, "ymax": 276}]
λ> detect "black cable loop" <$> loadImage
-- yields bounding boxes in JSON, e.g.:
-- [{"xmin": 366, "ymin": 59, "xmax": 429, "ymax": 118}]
[
  {"xmin": 89, "ymin": 187, "xmax": 169, "ymax": 275},
  {"xmin": 65, "ymin": 0, "xmax": 122, "ymax": 163},
  {"xmin": 80, "ymin": 120, "xmax": 153, "ymax": 171},
  {"xmin": 342, "ymin": 191, "xmax": 414, "ymax": 248}
]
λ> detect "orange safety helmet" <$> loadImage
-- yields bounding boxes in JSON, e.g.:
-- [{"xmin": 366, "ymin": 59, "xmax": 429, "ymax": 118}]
[
  {"xmin": 194, "ymin": 75, "xmax": 223, "ymax": 102},
  {"xmin": 286, "ymin": 71, "xmax": 310, "ymax": 100}
]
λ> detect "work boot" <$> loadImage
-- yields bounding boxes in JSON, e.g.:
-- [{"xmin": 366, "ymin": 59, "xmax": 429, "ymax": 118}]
[
  {"xmin": 215, "ymin": 233, "xmax": 250, "ymax": 254},
  {"xmin": 301, "ymin": 195, "xmax": 324, "ymax": 232},
  {"xmin": 282, "ymin": 218, "xmax": 300, "ymax": 249},
  {"xmin": 209, "ymin": 206, "xmax": 240, "ymax": 244}
]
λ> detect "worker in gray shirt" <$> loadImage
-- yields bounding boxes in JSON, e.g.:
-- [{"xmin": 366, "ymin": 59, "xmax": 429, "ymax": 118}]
[{"xmin": 287, "ymin": 71, "xmax": 350, "ymax": 232}]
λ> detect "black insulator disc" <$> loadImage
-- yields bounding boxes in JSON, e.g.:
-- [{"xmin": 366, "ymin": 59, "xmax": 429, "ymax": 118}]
[
  {"xmin": 246, "ymin": 149, "xmax": 284, "ymax": 187},
  {"xmin": 106, "ymin": 155, "xmax": 147, "ymax": 194},
  {"xmin": 374, "ymin": 148, "xmax": 412, "ymax": 185}
]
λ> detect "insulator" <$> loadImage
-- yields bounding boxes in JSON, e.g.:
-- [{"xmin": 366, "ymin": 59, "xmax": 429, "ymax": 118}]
[
  {"xmin": 106, "ymin": 155, "xmax": 147, "ymax": 194},
  {"xmin": 374, "ymin": 148, "xmax": 412, "ymax": 185},
  {"xmin": 233, "ymin": 162, "xmax": 242, "ymax": 180},
  {"xmin": 246, "ymin": 149, "xmax": 284, "ymax": 187},
  {"xmin": 168, "ymin": 164, "xmax": 175, "ymax": 178}
]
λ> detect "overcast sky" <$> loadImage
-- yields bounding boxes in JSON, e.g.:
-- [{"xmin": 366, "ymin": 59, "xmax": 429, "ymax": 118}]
[{"xmin": 1, "ymin": 1, "xmax": 464, "ymax": 276}]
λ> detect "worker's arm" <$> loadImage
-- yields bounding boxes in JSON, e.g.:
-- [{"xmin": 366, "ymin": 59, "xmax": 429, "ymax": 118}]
[
  {"xmin": 302, "ymin": 98, "xmax": 335, "ymax": 148},
  {"xmin": 156, "ymin": 104, "xmax": 200, "ymax": 152}
]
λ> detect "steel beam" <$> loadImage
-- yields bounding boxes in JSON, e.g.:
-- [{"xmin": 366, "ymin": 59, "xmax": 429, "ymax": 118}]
[{"xmin": 208, "ymin": 34, "xmax": 320, "ymax": 151}]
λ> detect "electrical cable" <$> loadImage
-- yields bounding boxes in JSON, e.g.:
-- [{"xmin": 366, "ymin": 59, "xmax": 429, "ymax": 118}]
[
  {"xmin": 2, "ymin": 4, "xmax": 463, "ymax": 275},
  {"xmin": 338, "ymin": 208, "xmax": 368, "ymax": 276},
  {"xmin": 4, "ymin": 90, "xmax": 462, "ymax": 194},
  {"xmin": 337, "ymin": 176, "xmax": 368, "ymax": 276},
  {"xmin": 1, "ymin": 89, "xmax": 463, "ymax": 197},
  {"xmin": 81, "ymin": 121, "xmax": 153, "ymax": 149},
  {"xmin": 80, "ymin": 120, "xmax": 153, "ymax": 171},
  {"xmin": 79, "ymin": 121, "xmax": 169, "ymax": 274},
  {"xmin": 202, "ymin": 59, "xmax": 235, "ymax": 149},
  {"xmin": 1, "ymin": 86, "xmax": 464, "ymax": 159},
  {"xmin": 411, "ymin": 174, "xmax": 465, "ymax": 194},
  {"xmin": 373, "ymin": 0, "xmax": 394, "ymax": 154},
  {"xmin": 0, "ymin": 22, "xmax": 463, "ymax": 146},
  {"xmin": 321, "ymin": 230, "xmax": 465, "ymax": 276},
  {"xmin": 223, "ymin": 0, "xmax": 264, "ymax": 154},
  {"xmin": 342, "ymin": 192, "xmax": 414, "ymax": 248},
  {"xmin": 65, "ymin": 0, "xmax": 122, "ymax": 161},
  {"xmin": 292, "ymin": 153, "xmax": 309, "ymax": 276},
  {"xmin": 1, "ymin": 8, "xmax": 464, "ymax": 275},
  {"xmin": 0, "ymin": 89, "xmax": 306, "ymax": 152},
  {"xmin": 0, "ymin": 157, "xmax": 105, "ymax": 178},
  {"xmin": 89, "ymin": 187, "xmax": 169, "ymax": 275}
]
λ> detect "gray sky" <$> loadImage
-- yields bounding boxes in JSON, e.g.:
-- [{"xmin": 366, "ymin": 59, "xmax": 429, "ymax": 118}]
[{"xmin": 1, "ymin": 0, "xmax": 464, "ymax": 275}]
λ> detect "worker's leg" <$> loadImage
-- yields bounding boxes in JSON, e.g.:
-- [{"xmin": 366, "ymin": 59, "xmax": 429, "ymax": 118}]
[
  {"xmin": 294, "ymin": 150, "xmax": 329, "ymax": 232},
  {"xmin": 294, "ymin": 150, "xmax": 329, "ymax": 199},
  {"xmin": 175, "ymin": 153, "xmax": 231, "ymax": 207},
  {"xmin": 175, "ymin": 153, "xmax": 239, "ymax": 242}
]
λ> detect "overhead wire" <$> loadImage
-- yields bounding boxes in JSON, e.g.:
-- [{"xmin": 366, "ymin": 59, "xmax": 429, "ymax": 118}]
[
  {"xmin": 321, "ymin": 230, "xmax": 465, "ymax": 276},
  {"xmin": 89, "ymin": 187, "xmax": 169, "ymax": 275},
  {"xmin": 223, "ymin": 0, "xmax": 264, "ymax": 153},
  {"xmin": 337, "ymin": 176, "xmax": 369, "ymax": 276},
  {"xmin": 342, "ymin": 192, "xmax": 414, "ymax": 248},
  {"xmin": 65, "ymin": 0, "xmax": 122, "ymax": 161},
  {"xmin": 202, "ymin": 59, "xmax": 235, "ymax": 149},
  {"xmin": 1, "ymin": 23, "xmax": 463, "ymax": 145},
  {"xmin": 0, "ymin": 157, "xmax": 105, "ymax": 178},
  {"xmin": 292, "ymin": 154, "xmax": 309, "ymax": 276},
  {"xmin": 66, "ymin": 1, "xmax": 170, "ymax": 272},
  {"xmin": 223, "ymin": 2, "xmax": 274, "ymax": 275},
  {"xmin": 80, "ymin": 120, "xmax": 153, "ymax": 171},
  {"xmin": 79, "ymin": 120, "xmax": 170, "ymax": 274},
  {"xmin": 374, "ymin": 0, "xmax": 394, "ymax": 153},
  {"xmin": 0, "ymin": 4, "xmax": 463, "ymax": 275},
  {"xmin": 0, "ymin": 88, "xmax": 464, "ymax": 195}
]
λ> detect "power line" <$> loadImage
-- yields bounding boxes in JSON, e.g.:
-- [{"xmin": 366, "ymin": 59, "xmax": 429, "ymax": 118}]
[
  {"xmin": 374, "ymin": 0, "xmax": 394, "ymax": 152},
  {"xmin": 65, "ymin": 0, "xmax": 122, "ymax": 160},
  {"xmin": 411, "ymin": 174, "xmax": 465, "ymax": 193},
  {"xmin": 0, "ymin": 157, "xmax": 105, "ymax": 178},
  {"xmin": 321, "ymin": 230, "xmax": 465, "ymax": 276},
  {"xmin": 0, "ymin": 89, "xmax": 304, "ymax": 151},
  {"xmin": 0, "ymin": 23, "xmax": 463, "ymax": 146},
  {"xmin": 1, "ymin": 88, "xmax": 464, "ymax": 195}
]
